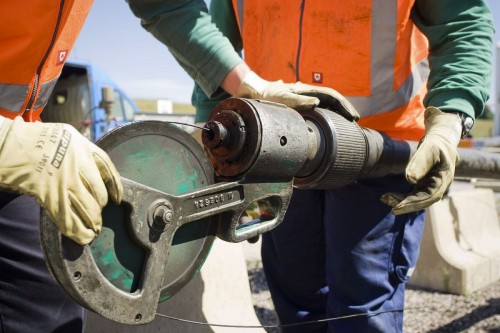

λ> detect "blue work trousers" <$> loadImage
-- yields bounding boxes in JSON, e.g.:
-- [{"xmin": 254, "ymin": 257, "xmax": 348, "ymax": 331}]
[
  {"xmin": 261, "ymin": 175, "xmax": 425, "ymax": 333},
  {"xmin": 0, "ymin": 192, "xmax": 85, "ymax": 333}
]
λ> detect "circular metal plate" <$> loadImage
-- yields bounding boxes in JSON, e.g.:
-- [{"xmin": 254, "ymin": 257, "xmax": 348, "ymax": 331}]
[
  {"xmin": 42, "ymin": 121, "xmax": 216, "ymax": 305},
  {"xmin": 96, "ymin": 121, "xmax": 216, "ymax": 301}
]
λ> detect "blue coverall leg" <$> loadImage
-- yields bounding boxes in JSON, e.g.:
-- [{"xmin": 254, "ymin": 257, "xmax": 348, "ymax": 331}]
[
  {"xmin": 0, "ymin": 192, "xmax": 85, "ymax": 333},
  {"xmin": 261, "ymin": 175, "xmax": 426, "ymax": 333}
]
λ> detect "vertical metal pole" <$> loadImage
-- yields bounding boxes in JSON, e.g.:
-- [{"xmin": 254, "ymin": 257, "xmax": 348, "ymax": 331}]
[{"xmin": 494, "ymin": 42, "xmax": 500, "ymax": 136}]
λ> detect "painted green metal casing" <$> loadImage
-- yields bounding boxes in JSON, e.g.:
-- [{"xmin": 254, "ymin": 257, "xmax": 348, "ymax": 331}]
[{"xmin": 93, "ymin": 121, "xmax": 216, "ymax": 301}]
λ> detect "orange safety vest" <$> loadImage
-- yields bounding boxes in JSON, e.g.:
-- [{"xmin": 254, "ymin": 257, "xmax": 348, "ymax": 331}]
[
  {"xmin": 0, "ymin": 0, "xmax": 93, "ymax": 122},
  {"xmin": 231, "ymin": 0, "xmax": 429, "ymax": 141}
]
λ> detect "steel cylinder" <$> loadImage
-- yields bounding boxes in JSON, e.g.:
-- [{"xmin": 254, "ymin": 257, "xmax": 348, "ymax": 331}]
[
  {"xmin": 202, "ymin": 98, "xmax": 313, "ymax": 182},
  {"xmin": 294, "ymin": 108, "xmax": 368, "ymax": 189},
  {"xmin": 203, "ymin": 98, "xmax": 500, "ymax": 188},
  {"xmin": 296, "ymin": 109, "xmax": 500, "ymax": 187}
]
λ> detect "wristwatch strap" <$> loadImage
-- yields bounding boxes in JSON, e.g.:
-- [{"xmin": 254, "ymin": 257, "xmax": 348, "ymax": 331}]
[{"xmin": 448, "ymin": 111, "xmax": 474, "ymax": 138}]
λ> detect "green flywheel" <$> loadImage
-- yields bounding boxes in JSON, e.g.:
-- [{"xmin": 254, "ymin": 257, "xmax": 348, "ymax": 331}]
[
  {"xmin": 94, "ymin": 121, "xmax": 217, "ymax": 302},
  {"xmin": 41, "ymin": 121, "xmax": 217, "ymax": 314}
]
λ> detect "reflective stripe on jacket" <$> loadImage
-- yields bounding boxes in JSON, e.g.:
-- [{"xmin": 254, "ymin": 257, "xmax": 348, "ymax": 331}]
[
  {"xmin": 0, "ymin": 0, "xmax": 92, "ymax": 121},
  {"xmin": 232, "ymin": 0, "xmax": 429, "ymax": 140}
]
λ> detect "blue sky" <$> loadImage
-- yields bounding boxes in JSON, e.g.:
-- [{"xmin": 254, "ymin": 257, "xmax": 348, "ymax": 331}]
[{"xmin": 71, "ymin": 0, "xmax": 500, "ymax": 108}]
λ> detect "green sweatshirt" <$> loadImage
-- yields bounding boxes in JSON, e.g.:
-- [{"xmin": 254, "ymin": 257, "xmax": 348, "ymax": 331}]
[
  {"xmin": 127, "ymin": 0, "xmax": 494, "ymax": 123},
  {"xmin": 126, "ymin": 0, "xmax": 243, "ymax": 100}
]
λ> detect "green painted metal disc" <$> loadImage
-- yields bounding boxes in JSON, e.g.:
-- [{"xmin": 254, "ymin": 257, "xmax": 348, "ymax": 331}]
[{"xmin": 94, "ymin": 121, "xmax": 216, "ymax": 302}]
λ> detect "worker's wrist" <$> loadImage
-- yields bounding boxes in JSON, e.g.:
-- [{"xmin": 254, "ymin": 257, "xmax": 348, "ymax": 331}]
[
  {"xmin": 445, "ymin": 111, "xmax": 474, "ymax": 138},
  {"xmin": 240, "ymin": 71, "xmax": 269, "ymax": 94},
  {"xmin": 424, "ymin": 107, "xmax": 462, "ymax": 146},
  {"xmin": 236, "ymin": 71, "xmax": 271, "ymax": 99},
  {"xmin": 221, "ymin": 63, "xmax": 252, "ymax": 96}
]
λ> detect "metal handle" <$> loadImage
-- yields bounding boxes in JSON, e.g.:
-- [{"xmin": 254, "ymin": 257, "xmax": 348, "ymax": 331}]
[{"xmin": 40, "ymin": 177, "xmax": 293, "ymax": 324}]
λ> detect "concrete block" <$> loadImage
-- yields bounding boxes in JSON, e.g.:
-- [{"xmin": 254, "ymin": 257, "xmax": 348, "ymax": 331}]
[
  {"xmin": 241, "ymin": 237, "xmax": 262, "ymax": 264},
  {"xmin": 85, "ymin": 239, "xmax": 265, "ymax": 332},
  {"xmin": 409, "ymin": 188, "xmax": 500, "ymax": 295},
  {"xmin": 198, "ymin": 239, "xmax": 265, "ymax": 333}
]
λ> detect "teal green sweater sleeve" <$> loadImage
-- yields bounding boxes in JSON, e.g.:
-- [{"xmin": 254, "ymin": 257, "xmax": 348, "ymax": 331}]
[
  {"xmin": 412, "ymin": 0, "xmax": 494, "ymax": 119},
  {"xmin": 192, "ymin": 0, "xmax": 242, "ymax": 122},
  {"xmin": 126, "ymin": 0, "xmax": 243, "ymax": 98}
]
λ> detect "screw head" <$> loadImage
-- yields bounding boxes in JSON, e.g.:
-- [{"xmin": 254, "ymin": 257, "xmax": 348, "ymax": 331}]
[{"xmin": 152, "ymin": 206, "xmax": 173, "ymax": 231}]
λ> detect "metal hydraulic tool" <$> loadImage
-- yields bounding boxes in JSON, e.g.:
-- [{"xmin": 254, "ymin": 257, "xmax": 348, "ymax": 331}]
[{"xmin": 40, "ymin": 98, "xmax": 500, "ymax": 325}]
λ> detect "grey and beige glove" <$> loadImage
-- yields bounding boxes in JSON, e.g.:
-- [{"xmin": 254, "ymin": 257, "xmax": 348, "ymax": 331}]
[
  {"xmin": 381, "ymin": 107, "xmax": 463, "ymax": 214},
  {"xmin": 0, "ymin": 116, "xmax": 123, "ymax": 245},
  {"xmin": 236, "ymin": 71, "xmax": 360, "ymax": 121}
]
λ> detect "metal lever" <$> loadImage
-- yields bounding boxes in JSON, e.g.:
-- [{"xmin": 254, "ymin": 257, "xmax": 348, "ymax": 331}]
[
  {"xmin": 172, "ymin": 179, "xmax": 293, "ymax": 242},
  {"xmin": 41, "ymin": 176, "xmax": 292, "ymax": 325}
]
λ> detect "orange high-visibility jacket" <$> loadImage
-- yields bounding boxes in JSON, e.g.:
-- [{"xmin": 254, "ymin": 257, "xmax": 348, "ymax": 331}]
[
  {"xmin": 232, "ymin": 0, "xmax": 429, "ymax": 141},
  {"xmin": 0, "ymin": 0, "xmax": 93, "ymax": 122}
]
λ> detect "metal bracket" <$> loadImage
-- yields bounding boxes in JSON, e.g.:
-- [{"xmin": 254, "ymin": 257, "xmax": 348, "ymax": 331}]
[{"xmin": 41, "ymin": 176, "xmax": 292, "ymax": 325}]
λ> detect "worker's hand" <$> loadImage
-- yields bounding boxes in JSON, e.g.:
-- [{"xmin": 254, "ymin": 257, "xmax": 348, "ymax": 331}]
[
  {"xmin": 380, "ymin": 107, "xmax": 462, "ymax": 214},
  {"xmin": 236, "ymin": 71, "xmax": 359, "ymax": 120},
  {"xmin": 0, "ymin": 117, "xmax": 123, "ymax": 245},
  {"xmin": 290, "ymin": 82, "xmax": 360, "ymax": 121}
]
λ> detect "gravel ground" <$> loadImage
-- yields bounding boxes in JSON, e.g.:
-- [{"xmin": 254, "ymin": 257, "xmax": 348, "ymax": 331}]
[
  {"xmin": 248, "ymin": 262, "xmax": 500, "ymax": 333},
  {"xmin": 404, "ymin": 283, "xmax": 500, "ymax": 332}
]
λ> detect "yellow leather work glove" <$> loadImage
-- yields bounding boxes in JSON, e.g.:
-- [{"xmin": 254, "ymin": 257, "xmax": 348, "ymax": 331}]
[
  {"xmin": 0, "ymin": 117, "xmax": 123, "ymax": 245},
  {"xmin": 236, "ymin": 71, "xmax": 360, "ymax": 120},
  {"xmin": 380, "ymin": 107, "xmax": 462, "ymax": 214}
]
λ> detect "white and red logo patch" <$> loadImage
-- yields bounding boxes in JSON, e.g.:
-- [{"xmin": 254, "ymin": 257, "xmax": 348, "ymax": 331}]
[
  {"xmin": 312, "ymin": 72, "xmax": 323, "ymax": 84},
  {"xmin": 56, "ymin": 50, "xmax": 68, "ymax": 65}
]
